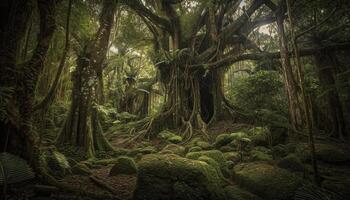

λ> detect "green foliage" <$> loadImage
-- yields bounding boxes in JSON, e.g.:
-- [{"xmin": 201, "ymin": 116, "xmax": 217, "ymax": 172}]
[{"xmin": 227, "ymin": 70, "xmax": 287, "ymax": 115}]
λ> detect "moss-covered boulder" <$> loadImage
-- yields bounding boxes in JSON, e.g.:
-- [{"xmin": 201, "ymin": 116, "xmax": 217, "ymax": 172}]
[
  {"xmin": 188, "ymin": 146, "xmax": 202, "ymax": 153},
  {"xmin": 133, "ymin": 154, "xmax": 227, "ymax": 200},
  {"xmin": 186, "ymin": 150, "xmax": 230, "ymax": 178},
  {"xmin": 196, "ymin": 141, "xmax": 212, "ymax": 150},
  {"xmin": 224, "ymin": 186, "xmax": 263, "ymax": 200},
  {"xmin": 214, "ymin": 133, "xmax": 235, "ymax": 148},
  {"xmin": 248, "ymin": 127, "xmax": 270, "ymax": 146},
  {"xmin": 109, "ymin": 156, "xmax": 137, "ymax": 176},
  {"xmin": 161, "ymin": 144, "xmax": 186, "ymax": 156},
  {"xmin": 233, "ymin": 162, "xmax": 302, "ymax": 200},
  {"xmin": 71, "ymin": 163, "xmax": 91, "ymax": 175},
  {"xmin": 277, "ymin": 154, "xmax": 304, "ymax": 173},
  {"xmin": 168, "ymin": 135, "xmax": 183, "ymax": 144},
  {"xmin": 250, "ymin": 150, "xmax": 273, "ymax": 161},
  {"xmin": 186, "ymin": 150, "xmax": 227, "ymax": 171},
  {"xmin": 220, "ymin": 146, "xmax": 236, "ymax": 152},
  {"xmin": 223, "ymin": 152, "xmax": 240, "ymax": 163}
]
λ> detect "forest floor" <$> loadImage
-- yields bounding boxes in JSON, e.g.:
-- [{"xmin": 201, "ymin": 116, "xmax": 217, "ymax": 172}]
[{"xmin": 4, "ymin": 120, "xmax": 350, "ymax": 200}]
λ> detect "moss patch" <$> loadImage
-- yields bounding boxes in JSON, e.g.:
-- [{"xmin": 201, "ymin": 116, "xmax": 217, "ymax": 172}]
[{"xmin": 109, "ymin": 156, "xmax": 137, "ymax": 176}]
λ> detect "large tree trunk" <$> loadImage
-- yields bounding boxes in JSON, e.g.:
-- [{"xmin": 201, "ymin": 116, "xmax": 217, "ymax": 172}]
[
  {"xmin": 57, "ymin": 0, "xmax": 116, "ymax": 157},
  {"xmin": 314, "ymin": 49, "xmax": 348, "ymax": 139},
  {"xmin": 276, "ymin": 13, "xmax": 303, "ymax": 133}
]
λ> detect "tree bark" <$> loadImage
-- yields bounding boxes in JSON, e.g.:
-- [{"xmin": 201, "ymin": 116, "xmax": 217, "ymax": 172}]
[{"xmin": 314, "ymin": 49, "xmax": 348, "ymax": 139}]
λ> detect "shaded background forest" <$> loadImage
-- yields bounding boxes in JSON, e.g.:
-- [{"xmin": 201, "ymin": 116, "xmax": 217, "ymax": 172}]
[{"xmin": 1, "ymin": 0, "xmax": 350, "ymax": 199}]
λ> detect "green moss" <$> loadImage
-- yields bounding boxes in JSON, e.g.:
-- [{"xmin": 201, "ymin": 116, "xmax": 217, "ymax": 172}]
[
  {"xmin": 71, "ymin": 163, "xmax": 91, "ymax": 175},
  {"xmin": 109, "ymin": 156, "xmax": 137, "ymax": 176},
  {"xmin": 250, "ymin": 150, "xmax": 273, "ymax": 161},
  {"xmin": 168, "ymin": 135, "xmax": 183, "ymax": 144},
  {"xmin": 277, "ymin": 154, "xmax": 304, "ymax": 173},
  {"xmin": 157, "ymin": 130, "xmax": 176, "ymax": 140},
  {"xmin": 133, "ymin": 154, "xmax": 227, "ymax": 200},
  {"xmin": 214, "ymin": 134, "xmax": 235, "ymax": 148},
  {"xmin": 223, "ymin": 152, "xmax": 240, "ymax": 163},
  {"xmin": 188, "ymin": 146, "xmax": 202, "ymax": 153},
  {"xmin": 233, "ymin": 162, "xmax": 302, "ymax": 200},
  {"xmin": 161, "ymin": 144, "xmax": 186, "ymax": 156},
  {"xmin": 220, "ymin": 146, "xmax": 236, "ymax": 152},
  {"xmin": 224, "ymin": 186, "xmax": 263, "ymax": 200},
  {"xmin": 197, "ymin": 141, "xmax": 212, "ymax": 150}
]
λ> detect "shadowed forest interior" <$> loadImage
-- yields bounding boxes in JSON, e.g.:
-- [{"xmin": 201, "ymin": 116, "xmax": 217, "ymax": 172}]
[{"xmin": 1, "ymin": 0, "xmax": 350, "ymax": 199}]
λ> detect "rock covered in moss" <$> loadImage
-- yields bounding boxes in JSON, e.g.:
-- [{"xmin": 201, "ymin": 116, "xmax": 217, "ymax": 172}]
[
  {"xmin": 168, "ymin": 135, "xmax": 183, "ymax": 144},
  {"xmin": 214, "ymin": 133, "xmax": 235, "ymax": 148},
  {"xmin": 220, "ymin": 145, "xmax": 236, "ymax": 152},
  {"xmin": 250, "ymin": 150, "xmax": 273, "ymax": 161},
  {"xmin": 133, "ymin": 154, "xmax": 227, "ymax": 200},
  {"xmin": 196, "ymin": 141, "xmax": 212, "ymax": 150},
  {"xmin": 72, "ymin": 163, "xmax": 91, "ymax": 175},
  {"xmin": 248, "ymin": 127, "xmax": 270, "ymax": 146},
  {"xmin": 233, "ymin": 162, "xmax": 302, "ymax": 200},
  {"xmin": 188, "ymin": 146, "xmax": 202, "ymax": 153},
  {"xmin": 109, "ymin": 156, "xmax": 137, "ymax": 176},
  {"xmin": 161, "ymin": 144, "xmax": 186, "ymax": 156},
  {"xmin": 223, "ymin": 152, "xmax": 240, "ymax": 163},
  {"xmin": 186, "ymin": 150, "xmax": 227, "ymax": 170},
  {"xmin": 277, "ymin": 154, "xmax": 304, "ymax": 173},
  {"xmin": 224, "ymin": 186, "xmax": 263, "ymax": 200},
  {"xmin": 186, "ymin": 150, "xmax": 230, "ymax": 178}
]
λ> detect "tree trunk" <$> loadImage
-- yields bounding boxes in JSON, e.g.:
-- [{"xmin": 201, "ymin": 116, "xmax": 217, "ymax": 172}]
[
  {"xmin": 276, "ymin": 13, "xmax": 303, "ymax": 133},
  {"xmin": 314, "ymin": 50, "xmax": 348, "ymax": 139},
  {"xmin": 57, "ymin": 0, "xmax": 116, "ymax": 157}
]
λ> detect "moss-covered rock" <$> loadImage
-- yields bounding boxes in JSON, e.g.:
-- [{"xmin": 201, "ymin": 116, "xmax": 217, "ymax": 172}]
[
  {"xmin": 277, "ymin": 154, "xmax": 304, "ymax": 173},
  {"xmin": 233, "ymin": 162, "xmax": 302, "ymax": 200},
  {"xmin": 133, "ymin": 154, "xmax": 227, "ymax": 200},
  {"xmin": 109, "ymin": 156, "xmax": 137, "ymax": 176},
  {"xmin": 186, "ymin": 150, "xmax": 227, "ymax": 171},
  {"xmin": 188, "ymin": 146, "xmax": 202, "ymax": 153},
  {"xmin": 248, "ymin": 127, "xmax": 270, "ymax": 147},
  {"xmin": 186, "ymin": 150, "xmax": 230, "ymax": 178},
  {"xmin": 224, "ymin": 186, "xmax": 263, "ymax": 200},
  {"xmin": 128, "ymin": 146, "xmax": 157, "ymax": 157},
  {"xmin": 214, "ymin": 133, "xmax": 235, "ymax": 148},
  {"xmin": 196, "ymin": 141, "xmax": 212, "ymax": 150},
  {"xmin": 168, "ymin": 135, "xmax": 183, "ymax": 144},
  {"xmin": 220, "ymin": 145, "xmax": 236, "ymax": 152},
  {"xmin": 158, "ymin": 130, "xmax": 177, "ymax": 140},
  {"xmin": 223, "ymin": 152, "xmax": 240, "ymax": 163},
  {"xmin": 161, "ymin": 144, "xmax": 186, "ymax": 156},
  {"xmin": 71, "ymin": 163, "xmax": 91, "ymax": 175},
  {"xmin": 250, "ymin": 150, "xmax": 273, "ymax": 161}
]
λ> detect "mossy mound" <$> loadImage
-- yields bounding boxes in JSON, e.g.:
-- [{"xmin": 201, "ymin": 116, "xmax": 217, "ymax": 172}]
[
  {"xmin": 109, "ymin": 156, "xmax": 137, "ymax": 176},
  {"xmin": 223, "ymin": 152, "xmax": 240, "ymax": 163},
  {"xmin": 158, "ymin": 130, "xmax": 183, "ymax": 144},
  {"xmin": 188, "ymin": 146, "xmax": 202, "ymax": 153},
  {"xmin": 250, "ymin": 150, "xmax": 273, "ymax": 161},
  {"xmin": 71, "ymin": 163, "xmax": 91, "ymax": 175},
  {"xmin": 186, "ymin": 150, "xmax": 230, "ymax": 178},
  {"xmin": 161, "ymin": 144, "xmax": 186, "ymax": 156},
  {"xmin": 277, "ymin": 154, "xmax": 304, "ymax": 173},
  {"xmin": 233, "ymin": 162, "xmax": 302, "ymax": 200},
  {"xmin": 224, "ymin": 186, "xmax": 263, "ymax": 200},
  {"xmin": 186, "ymin": 150, "xmax": 227, "ymax": 171},
  {"xmin": 214, "ymin": 133, "xmax": 235, "ymax": 148},
  {"xmin": 133, "ymin": 154, "xmax": 227, "ymax": 200}
]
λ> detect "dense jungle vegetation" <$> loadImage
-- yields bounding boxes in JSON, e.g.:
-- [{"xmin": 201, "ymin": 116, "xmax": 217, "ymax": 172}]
[{"xmin": 1, "ymin": 0, "xmax": 350, "ymax": 199}]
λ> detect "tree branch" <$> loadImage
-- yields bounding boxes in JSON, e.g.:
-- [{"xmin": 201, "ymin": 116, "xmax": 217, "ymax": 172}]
[
  {"xmin": 120, "ymin": 0, "xmax": 171, "ymax": 31},
  {"xmin": 190, "ymin": 42, "xmax": 350, "ymax": 69}
]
